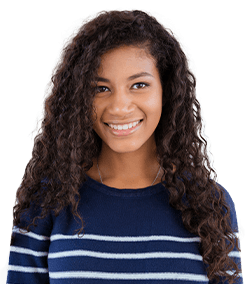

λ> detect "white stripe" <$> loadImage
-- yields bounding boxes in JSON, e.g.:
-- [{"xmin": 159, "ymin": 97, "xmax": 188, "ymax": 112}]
[
  {"xmin": 8, "ymin": 265, "xmax": 48, "ymax": 274},
  {"xmin": 13, "ymin": 227, "xmax": 50, "ymax": 241},
  {"xmin": 49, "ymin": 232, "xmax": 241, "ymax": 242},
  {"xmin": 48, "ymin": 250, "xmax": 203, "ymax": 261},
  {"xmin": 226, "ymin": 270, "xmax": 243, "ymax": 277},
  {"xmin": 228, "ymin": 232, "xmax": 240, "ymax": 239},
  {"xmin": 50, "ymin": 233, "xmax": 201, "ymax": 243},
  {"xmin": 49, "ymin": 271, "xmax": 209, "ymax": 281},
  {"xmin": 228, "ymin": 251, "xmax": 241, "ymax": 258},
  {"xmin": 10, "ymin": 246, "xmax": 48, "ymax": 257},
  {"xmin": 214, "ymin": 270, "xmax": 243, "ymax": 279}
]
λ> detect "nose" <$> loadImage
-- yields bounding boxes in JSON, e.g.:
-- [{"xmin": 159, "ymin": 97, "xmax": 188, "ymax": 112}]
[{"xmin": 108, "ymin": 89, "xmax": 136, "ymax": 117}]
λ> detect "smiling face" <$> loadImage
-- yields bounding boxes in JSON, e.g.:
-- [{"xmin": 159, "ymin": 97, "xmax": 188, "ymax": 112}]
[{"xmin": 92, "ymin": 45, "xmax": 163, "ymax": 155}]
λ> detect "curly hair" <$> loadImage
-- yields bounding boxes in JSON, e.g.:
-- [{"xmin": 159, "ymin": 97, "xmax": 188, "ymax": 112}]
[{"xmin": 13, "ymin": 10, "xmax": 241, "ymax": 283}]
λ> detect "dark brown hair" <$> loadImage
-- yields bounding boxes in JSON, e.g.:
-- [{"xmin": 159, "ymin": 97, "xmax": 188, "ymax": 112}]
[{"xmin": 13, "ymin": 10, "xmax": 241, "ymax": 283}]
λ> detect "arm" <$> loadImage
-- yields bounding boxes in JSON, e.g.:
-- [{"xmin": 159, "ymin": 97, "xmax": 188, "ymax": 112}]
[
  {"xmin": 6, "ymin": 204, "xmax": 52, "ymax": 284},
  {"xmin": 209, "ymin": 183, "xmax": 243, "ymax": 284}
]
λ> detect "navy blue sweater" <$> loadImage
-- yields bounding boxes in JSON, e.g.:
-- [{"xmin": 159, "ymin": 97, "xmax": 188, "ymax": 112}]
[{"xmin": 7, "ymin": 175, "xmax": 243, "ymax": 283}]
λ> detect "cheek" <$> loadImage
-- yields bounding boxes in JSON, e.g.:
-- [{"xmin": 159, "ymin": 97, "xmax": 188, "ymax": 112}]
[
  {"xmin": 146, "ymin": 94, "xmax": 162, "ymax": 115},
  {"xmin": 147, "ymin": 96, "xmax": 162, "ymax": 128}
]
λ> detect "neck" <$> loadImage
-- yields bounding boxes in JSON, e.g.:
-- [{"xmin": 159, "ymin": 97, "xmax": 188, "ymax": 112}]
[
  {"xmin": 96, "ymin": 142, "xmax": 162, "ymax": 186},
  {"xmin": 97, "ymin": 157, "xmax": 162, "ymax": 187}
]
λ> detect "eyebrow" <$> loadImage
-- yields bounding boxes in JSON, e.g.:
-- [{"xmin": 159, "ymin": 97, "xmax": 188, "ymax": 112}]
[{"xmin": 96, "ymin": 72, "xmax": 153, "ymax": 83}]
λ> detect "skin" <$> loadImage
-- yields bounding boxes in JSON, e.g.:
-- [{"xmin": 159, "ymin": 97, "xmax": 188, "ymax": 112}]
[{"xmin": 86, "ymin": 45, "xmax": 165, "ymax": 189}]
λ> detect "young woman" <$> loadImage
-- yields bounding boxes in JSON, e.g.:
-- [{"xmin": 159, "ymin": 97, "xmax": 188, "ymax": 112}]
[{"xmin": 7, "ymin": 10, "xmax": 242, "ymax": 284}]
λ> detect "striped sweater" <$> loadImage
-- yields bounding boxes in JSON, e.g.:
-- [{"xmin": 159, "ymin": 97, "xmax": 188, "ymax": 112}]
[{"xmin": 7, "ymin": 175, "xmax": 243, "ymax": 283}]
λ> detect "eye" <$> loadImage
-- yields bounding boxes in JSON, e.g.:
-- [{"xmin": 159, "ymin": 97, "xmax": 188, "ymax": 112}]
[
  {"xmin": 132, "ymin": 82, "xmax": 149, "ymax": 90},
  {"xmin": 96, "ymin": 82, "xmax": 150, "ymax": 93},
  {"xmin": 96, "ymin": 86, "xmax": 110, "ymax": 93}
]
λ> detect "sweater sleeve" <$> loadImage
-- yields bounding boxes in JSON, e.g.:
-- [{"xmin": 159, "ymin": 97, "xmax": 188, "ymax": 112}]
[
  {"xmin": 6, "ymin": 203, "xmax": 52, "ymax": 284},
  {"xmin": 209, "ymin": 183, "xmax": 243, "ymax": 284}
]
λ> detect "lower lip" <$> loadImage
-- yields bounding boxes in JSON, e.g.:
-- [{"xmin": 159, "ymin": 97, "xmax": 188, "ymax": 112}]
[{"xmin": 105, "ymin": 120, "xmax": 143, "ymax": 137}]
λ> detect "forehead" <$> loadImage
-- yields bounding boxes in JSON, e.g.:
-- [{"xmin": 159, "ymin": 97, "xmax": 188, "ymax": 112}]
[{"xmin": 98, "ymin": 45, "xmax": 158, "ymax": 78}]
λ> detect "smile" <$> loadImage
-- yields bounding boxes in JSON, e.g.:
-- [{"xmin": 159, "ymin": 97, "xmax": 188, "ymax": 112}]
[
  {"xmin": 108, "ymin": 120, "xmax": 141, "ymax": 130},
  {"xmin": 104, "ymin": 120, "xmax": 143, "ymax": 137}
]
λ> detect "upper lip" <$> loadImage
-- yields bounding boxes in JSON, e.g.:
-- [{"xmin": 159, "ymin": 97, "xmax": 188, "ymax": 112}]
[{"xmin": 104, "ymin": 119, "xmax": 143, "ymax": 125}]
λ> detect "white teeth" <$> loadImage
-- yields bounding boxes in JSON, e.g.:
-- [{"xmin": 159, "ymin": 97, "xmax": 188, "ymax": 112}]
[{"xmin": 108, "ymin": 120, "xmax": 141, "ymax": 130}]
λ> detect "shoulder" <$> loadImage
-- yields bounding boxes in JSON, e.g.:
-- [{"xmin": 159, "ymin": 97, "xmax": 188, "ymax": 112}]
[
  {"xmin": 215, "ymin": 182, "xmax": 235, "ymax": 212},
  {"xmin": 15, "ymin": 177, "xmax": 54, "ymax": 235},
  {"xmin": 215, "ymin": 181, "xmax": 239, "ymax": 232}
]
